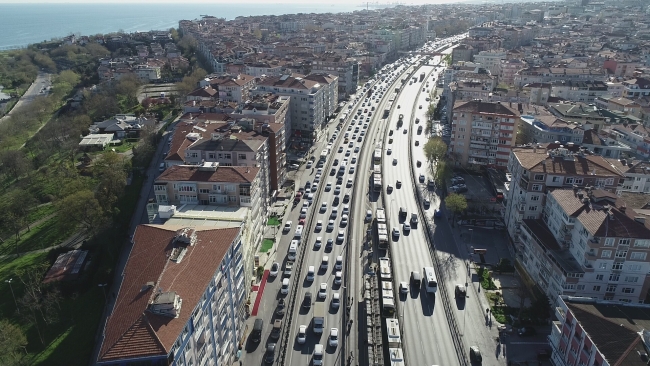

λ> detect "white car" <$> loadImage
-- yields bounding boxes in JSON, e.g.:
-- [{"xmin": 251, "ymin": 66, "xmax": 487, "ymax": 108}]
[
  {"xmin": 331, "ymin": 292, "xmax": 340, "ymax": 309},
  {"xmin": 335, "ymin": 255, "xmax": 343, "ymax": 270},
  {"xmin": 283, "ymin": 221, "xmax": 292, "ymax": 233},
  {"xmin": 306, "ymin": 266, "xmax": 315, "ymax": 282},
  {"xmin": 280, "ymin": 278, "xmax": 290, "ymax": 295},
  {"xmin": 340, "ymin": 214, "xmax": 349, "ymax": 227},
  {"xmin": 320, "ymin": 201, "xmax": 328, "ymax": 212},
  {"xmin": 315, "ymin": 237, "xmax": 322, "ymax": 248},
  {"xmin": 347, "ymin": 178, "xmax": 353, "ymax": 187},
  {"xmin": 325, "ymin": 182, "xmax": 332, "ymax": 191},
  {"xmin": 334, "ymin": 271, "xmax": 342, "ymax": 285},
  {"xmin": 403, "ymin": 223, "xmax": 411, "ymax": 232},
  {"xmin": 297, "ymin": 325, "xmax": 307, "ymax": 344},
  {"xmin": 399, "ymin": 282, "xmax": 409, "ymax": 294},
  {"xmin": 270, "ymin": 262, "xmax": 279, "ymax": 277},
  {"xmin": 319, "ymin": 283, "xmax": 328, "ymax": 299},
  {"xmin": 337, "ymin": 230, "xmax": 345, "ymax": 243},
  {"xmin": 329, "ymin": 328, "xmax": 339, "ymax": 348},
  {"xmin": 327, "ymin": 220, "xmax": 335, "ymax": 231},
  {"xmin": 315, "ymin": 220, "xmax": 323, "ymax": 231}
]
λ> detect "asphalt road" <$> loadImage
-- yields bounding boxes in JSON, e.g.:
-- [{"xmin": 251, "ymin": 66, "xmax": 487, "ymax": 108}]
[{"xmin": 0, "ymin": 71, "xmax": 51, "ymax": 124}]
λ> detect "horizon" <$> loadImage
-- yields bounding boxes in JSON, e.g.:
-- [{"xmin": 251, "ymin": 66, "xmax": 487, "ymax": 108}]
[{"xmin": 0, "ymin": 0, "xmax": 555, "ymax": 4}]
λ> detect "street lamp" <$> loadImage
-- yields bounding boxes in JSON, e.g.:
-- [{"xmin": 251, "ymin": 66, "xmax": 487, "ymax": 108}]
[
  {"xmin": 5, "ymin": 278, "xmax": 18, "ymax": 313},
  {"xmin": 98, "ymin": 283, "xmax": 108, "ymax": 302}
]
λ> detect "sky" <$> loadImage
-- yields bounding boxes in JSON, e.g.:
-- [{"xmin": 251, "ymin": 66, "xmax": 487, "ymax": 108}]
[{"xmin": 0, "ymin": 0, "xmax": 482, "ymax": 4}]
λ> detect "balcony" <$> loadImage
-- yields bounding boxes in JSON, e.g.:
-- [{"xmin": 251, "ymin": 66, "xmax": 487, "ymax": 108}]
[
  {"xmin": 555, "ymin": 306, "xmax": 566, "ymax": 321},
  {"xmin": 520, "ymin": 175, "xmax": 529, "ymax": 188}
]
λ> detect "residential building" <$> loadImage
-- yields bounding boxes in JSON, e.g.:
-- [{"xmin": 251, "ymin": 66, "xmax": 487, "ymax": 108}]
[
  {"xmin": 472, "ymin": 49, "xmax": 507, "ymax": 76},
  {"xmin": 97, "ymin": 225, "xmax": 248, "ymax": 366},
  {"xmin": 449, "ymin": 100, "xmax": 520, "ymax": 169},
  {"xmin": 252, "ymin": 73, "xmax": 338, "ymax": 143},
  {"xmin": 549, "ymin": 297, "xmax": 650, "ymax": 366},
  {"xmin": 523, "ymin": 83, "xmax": 551, "ymax": 105},
  {"xmin": 594, "ymin": 96, "xmax": 642, "ymax": 118},
  {"xmin": 198, "ymin": 74, "xmax": 257, "ymax": 104},
  {"xmin": 505, "ymin": 145, "xmax": 624, "ymax": 249},
  {"xmin": 548, "ymin": 102, "xmax": 609, "ymax": 131},
  {"xmin": 310, "ymin": 52, "xmax": 359, "ymax": 98},
  {"xmin": 602, "ymin": 124, "xmax": 650, "ymax": 158},
  {"xmin": 451, "ymin": 44, "xmax": 475, "ymax": 65},
  {"xmin": 621, "ymin": 78, "xmax": 650, "ymax": 99},
  {"xmin": 514, "ymin": 68, "xmax": 607, "ymax": 88},
  {"xmin": 499, "ymin": 59, "xmax": 527, "ymax": 86},
  {"xmin": 581, "ymin": 129, "xmax": 633, "ymax": 159},
  {"xmin": 519, "ymin": 113, "xmax": 585, "ymax": 145},
  {"xmin": 610, "ymin": 159, "xmax": 650, "ymax": 194},
  {"xmin": 550, "ymin": 80, "xmax": 608, "ymax": 104}
]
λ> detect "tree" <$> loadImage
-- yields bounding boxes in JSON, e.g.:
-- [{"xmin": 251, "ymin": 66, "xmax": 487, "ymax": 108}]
[
  {"xmin": 0, "ymin": 150, "xmax": 31, "ymax": 180},
  {"xmin": 92, "ymin": 152, "xmax": 128, "ymax": 212},
  {"xmin": 0, "ymin": 319, "xmax": 28, "ymax": 365},
  {"xmin": 423, "ymin": 137, "xmax": 448, "ymax": 172},
  {"xmin": 515, "ymin": 127, "xmax": 533, "ymax": 146},
  {"xmin": 445, "ymin": 193, "xmax": 467, "ymax": 217},
  {"xmin": 175, "ymin": 67, "xmax": 207, "ymax": 97},
  {"xmin": 433, "ymin": 160, "xmax": 453, "ymax": 185},
  {"xmin": 425, "ymin": 103, "xmax": 436, "ymax": 121},
  {"xmin": 17, "ymin": 263, "xmax": 50, "ymax": 344},
  {"xmin": 56, "ymin": 190, "xmax": 105, "ymax": 234}
]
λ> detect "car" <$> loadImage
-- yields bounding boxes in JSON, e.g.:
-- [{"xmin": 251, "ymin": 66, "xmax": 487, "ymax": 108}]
[
  {"xmin": 469, "ymin": 346, "xmax": 482, "ymax": 362},
  {"xmin": 410, "ymin": 213, "xmax": 418, "ymax": 226},
  {"xmin": 271, "ymin": 319, "xmax": 282, "ymax": 339},
  {"xmin": 321, "ymin": 256, "xmax": 329, "ymax": 270},
  {"xmin": 313, "ymin": 344, "xmax": 324, "ymax": 365},
  {"xmin": 297, "ymin": 325, "xmax": 307, "ymax": 344},
  {"xmin": 399, "ymin": 282, "xmax": 409, "ymax": 294},
  {"xmin": 315, "ymin": 237, "xmax": 322, "ymax": 249},
  {"xmin": 280, "ymin": 278, "xmax": 290, "ymax": 295},
  {"xmin": 337, "ymin": 230, "xmax": 345, "ymax": 243},
  {"xmin": 319, "ymin": 283, "xmax": 328, "ymax": 299},
  {"xmin": 325, "ymin": 182, "xmax": 332, "ymax": 191},
  {"xmin": 424, "ymin": 197, "xmax": 431, "ymax": 207},
  {"xmin": 338, "ymin": 146, "xmax": 343, "ymax": 153},
  {"xmin": 349, "ymin": 166, "xmax": 355, "ymax": 174},
  {"xmin": 387, "ymin": 184, "xmax": 393, "ymax": 193},
  {"xmin": 334, "ymin": 185, "xmax": 341, "ymax": 195},
  {"xmin": 393, "ymin": 158, "xmax": 398, "ymax": 165},
  {"xmin": 306, "ymin": 161, "xmax": 312, "ymax": 169},
  {"xmin": 334, "ymin": 271, "xmax": 342, "ymax": 285},
  {"xmin": 333, "ymin": 159, "xmax": 339, "ymax": 166},
  {"xmin": 299, "ymin": 218, "xmax": 306, "ymax": 226},
  {"xmin": 403, "ymin": 223, "xmax": 411, "ymax": 232},
  {"xmin": 299, "ymin": 207, "xmax": 308, "ymax": 219},
  {"xmin": 415, "ymin": 140, "xmax": 420, "ymax": 146},
  {"xmin": 354, "ymin": 146, "xmax": 360, "ymax": 153},
  {"xmin": 335, "ymin": 255, "xmax": 343, "ymax": 270},
  {"xmin": 331, "ymin": 292, "xmax": 340, "ymax": 309},
  {"xmin": 320, "ymin": 201, "xmax": 328, "ymax": 212},
  {"xmin": 327, "ymin": 219, "xmax": 335, "ymax": 231},
  {"xmin": 348, "ymin": 142, "xmax": 354, "ymax": 148},
  {"xmin": 270, "ymin": 262, "xmax": 279, "ymax": 277},
  {"xmin": 302, "ymin": 292, "xmax": 312, "ymax": 309},
  {"xmin": 392, "ymin": 227, "xmax": 400, "ymax": 238},
  {"xmin": 518, "ymin": 327, "xmax": 537, "ymax": 336},
  {"xmin": 315, "ymin": 220, "xmax": 323, "ymax": 231},
  {"xmin": 419, "ymin": 174, "xmax": 425, "ymax": 183},
  {"xmin": 311, "ymin": 184, "xmax": 318, "ymax": 192},
  {"xmin": 397, "ymin": 104, "xmax": 401, "ymax": 108},
  {"xmin": 345, "ymin": 149, "xmax": 351, "ymax": 156},
  {"xmin": 330, "ymin": 207, "xmax": 338, "ymax": 219},
  {"xmin": 455, "ymin": 284, "xmax": 467, "ymax": 298},
  {"xmin": 389, "ymin": 130, "xmax": 393, "ymax": 136},
  {"xmin": 396, "ymin": 180, "xmax": 402, "ymax": 188},
  {"xmin": 419, "ymin": 105, "xmax": 422, "ymax": 109},
  {"xmin": 387, "ymin": 148, "xmax": 392, "ymax": 155},
  {"xmin": 326, "ymin": 238, "xmax": 334, "ymax": 249},
  {"xmin": 328, "ymin": 328, "xmax": 339, "ymax": 348},
  {"xmin": 283, "ymin": 221, "xmax": 292, "ymax": 233},
  {"xmin": 340, "ymin": 214, "xmax": 348, "ymax": 227},
  {"xmin": 403, "ymin": 128, "xmax": 407, "ymax": 134},
  {"xmin": 264, "ymin": 343, "xmax": 276, "ymax": 364}
]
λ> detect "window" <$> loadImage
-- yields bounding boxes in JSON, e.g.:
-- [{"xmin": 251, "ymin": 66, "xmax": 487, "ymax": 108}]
[
  {"xmin": 601, "ymin": 250, "xmax": 612, "ymax": 258},
  {"xmin": 630, "ymin": 252, "xmax": 647, "ymax": 260},
  {"xmin": 531, "ymin": 195, "xmax": 540, "ymax": 201},
  {"xmin": 628, "ymin": 264, "xmax": 642, "ymax": 271},
  {"xmin": 606, "ymin": 284, "xmax": 617, "ymax": 292},
  {"xmin": 224, "ymin": 153, "xmax": 232, "ymax": 159},
  {"xmin": 577, "ymin": 285, "xmax": 585, "ymax": 290},
  {"xmin": 552, "ymin": 176, "xmax": 560, "ymax": 182},
  {"xmin": 615, "ymin": 250, "xmax": 628, "ymax": 258},
  {"xmin": 596, "ymin": 274, "xmax": 604, "ymax": 280},
  {"xmin": 609, "ymin": 274, "xmax": 619, "ymax": 282},
  {"xmin": 619, "ymin": 239, "xmax": 630, "ymax": 245},
  {"xmin": 238, "ymin": 154, "xmax": 247, "ymax": 160},
  {"xmin": 634, "ymin": 240, "xmax": 650, "ymax": 248},
  {"xmin": 199, "ymin": 189, "xmax": 209, "ymax": 194},
  {"xmin": 604, "ymin": 238, "xmax": 615, "ymax": 246},
  {"xmin": 534, "ymin": 174, "xmax": 544, "ymax": 181},
  {"xmin": 532, "ymin": 184, "xmax": 542, "ymax": 191},
  {"xmin": 599, "ymin": 263, "xmax": 607, "ymax": 270},
  {"xmin": 574, "ymin": 178, "xmax": 583, "ymax": 184},
  {"xmin": 622, "ymin": 287, "xmax": 635, "ymax": 294},
  {"xmin": 625, "ymin": 276, "xmax": 639, "ymax": 283},
  {"xmin": 566, "ymin": 177, "xmax": 574, "ymax": 184},
  {"xmin": 612, "ymin": 263, "xmax": 623, "ymax": 270},
  {"xmin": 528, "ymin": 206, "xmax": 538, "ymax": 211},
  {"xmin": 593, "ymin": 285, "xmax": 601, "ymax": 291}
]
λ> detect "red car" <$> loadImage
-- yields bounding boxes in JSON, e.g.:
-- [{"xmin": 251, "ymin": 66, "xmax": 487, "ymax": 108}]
[{"xmin": 299, "ymin": 218, "xmax": 306, "ymax": 226}]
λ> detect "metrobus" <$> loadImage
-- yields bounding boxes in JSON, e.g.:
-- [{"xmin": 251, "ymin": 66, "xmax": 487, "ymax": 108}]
[
  {"xmin": 373, "ymin": 148, "xmax": 381, "ymax": 164},
  {"xmin": 423, "ymin": 267, "xmax": 438, "ymax": 293},
  {"xmin": 377, "ymin": 223, "xmax": 388, "ymax": 249}
]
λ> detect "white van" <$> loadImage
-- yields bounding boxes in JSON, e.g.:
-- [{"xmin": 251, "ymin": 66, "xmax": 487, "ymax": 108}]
[
  {"xmin": 280, "ymin": 278, "xmax": 290, "ymax": 295},
  {"xmin": 288, "ymin": 243, "xmax": 298, "ymax": 261},
  {"xmin": 294, "ymin": 225, "xmax": 303, "ymax": 239}
]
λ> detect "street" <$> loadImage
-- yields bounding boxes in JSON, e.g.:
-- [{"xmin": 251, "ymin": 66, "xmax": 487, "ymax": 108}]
[{"xmin": 0, "ymin": 71, "xmax": 51, "ymax": 125}]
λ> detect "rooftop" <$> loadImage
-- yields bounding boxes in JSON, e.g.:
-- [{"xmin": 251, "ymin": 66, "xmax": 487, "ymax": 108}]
[{"xmin": 157, "ymin": 164, "xmax": 259, "ymax": 184}]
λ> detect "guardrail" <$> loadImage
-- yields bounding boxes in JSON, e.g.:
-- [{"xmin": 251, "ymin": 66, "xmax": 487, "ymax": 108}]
[{"xmin": 406, "ymin": 64, "xmax": 469, "ymax": 366}]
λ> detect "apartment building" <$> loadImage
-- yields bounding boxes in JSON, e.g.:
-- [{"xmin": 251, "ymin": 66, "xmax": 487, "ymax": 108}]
[
  {"xmin": 594, "ymin": 96, "xmax": 642, "ymax": 118},
  {"xmin": 252, "ymin": 73, "xmax": 338, "ymax": 142},
  {"xmin": 197, "ymin": 74, "xmax": 257, "ymax": 104},
  {"xmin": 519, "ymin": 113, "xmax": 585, "ymax": 145},
  {"xmin": 550, "ymin": 80, "xmax": 608, "ymax": 104},
  {"xmin": 514, "ymin": 67, "xmax": 608, "ymax": 88},
  {"xmin": 621, "ymin": 78, "xmax": 650, "ymax": 99},
  {"xmin": 523, "ymin": 83, "xmax": 551, "ymax": 105},
  {"xmin": 310, "ymin": 52, "xmax": 359, "ymax": 98},
  {"xmin": 519, "ymin": 187, "xmax": 650, "ymax": 304},
  {"xmin": 610, "ymin": 159, "xmax": 650, "ymax": 194},
  {"xmin": 245, "ymin": 62, "xmax": 284, "ymax": 77},
  {"xmin": 602, "ymin": 124, "xmax": 650, "ymax": 158},
  {"xmin": 548, "ymin": 102, "xmax": 609, "ymax": 131},
  {"xmin": 499, "ymin": 59, "xmax": 527, "ymax": 86},
  {"xmin": 549, "ymin": 297, "xmax": 650, "ymax": 366},
  {"xmin": 449, "ymin": 100, "xmax": 520, "ymax": 169},
  {"xmin": 472, "ymin": 49, "xmax": 506, "ymax": 76},
  {"xmin": 505, "ymin": 145, "xmax": 624, "ymax": 247},
  {"xmin": 97, "ymin": 226, "xmax": 247, "ymax": 366},
  {"xmin": 451, "ymin": 44, "xmax": 475, "ymax": 65}
]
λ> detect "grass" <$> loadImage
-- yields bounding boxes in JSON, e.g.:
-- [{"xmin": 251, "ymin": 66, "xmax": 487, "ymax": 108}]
[
  {"xmin": 267, "ymin": 217, "xmax": 281, "ymax": 226},
  {"xmin": 109, "ymin": 141, "xmax": 136, "ymax": 153},
  {"xmin": 476, "ymin": 266, "xmax": 497, "ymax": 290},
  {"xmin": 260, "ymin": 239, "xmax": 274, "ymax": 253},
  {"xmin": 487, "ymin": 292, "xmax": 517, "ymax": 325},
  {"xmin": 0, "ymin": 216, "xmax": 73, "ymax": 256}
]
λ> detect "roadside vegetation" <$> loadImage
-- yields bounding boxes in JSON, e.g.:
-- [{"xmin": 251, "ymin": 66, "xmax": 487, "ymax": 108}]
[{"xmin": 0, "ymin": 28, "xmax": 201, "ymax": 365}]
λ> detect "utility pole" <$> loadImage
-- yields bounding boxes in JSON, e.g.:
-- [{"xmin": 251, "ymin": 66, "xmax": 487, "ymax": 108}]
[{"xmin": 5, "ymin": 278, "xmax": 18, "ymax": 313}]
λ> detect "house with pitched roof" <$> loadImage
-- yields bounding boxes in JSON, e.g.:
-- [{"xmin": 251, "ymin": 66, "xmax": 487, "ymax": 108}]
[{"xmin": 97, "ymin": 226, "xmax": 247, "ymax": 366}]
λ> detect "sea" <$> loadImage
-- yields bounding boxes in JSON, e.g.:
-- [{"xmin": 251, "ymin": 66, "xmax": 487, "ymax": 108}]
[{"xmin": 0, "ymin": 2, "xmax": 369, "ymax": 50}]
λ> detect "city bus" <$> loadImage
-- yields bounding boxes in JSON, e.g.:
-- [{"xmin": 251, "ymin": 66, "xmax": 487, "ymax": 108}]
[
  {"xmin": 377, "ymin": 223, "xmax": 388, "ymax": 250},
  {"xmin": 373, "ymin": 148, "xmax": 381, "ymax": 164},
  {"xmin": 423, "ymin": 267, "xmax": 438, "ymax": 293}
]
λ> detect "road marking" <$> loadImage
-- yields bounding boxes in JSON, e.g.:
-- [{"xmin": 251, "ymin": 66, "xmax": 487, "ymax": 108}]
[{"xmin": 509, "ymin": 341, "xmax": 550, "ymax": 345}]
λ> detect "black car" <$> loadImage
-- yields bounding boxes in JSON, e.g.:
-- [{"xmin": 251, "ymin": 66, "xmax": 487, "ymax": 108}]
[
  {"xmin": 469, "ymin": 346, "xmax": 482, "ymax": 363},
  {"xmin": 302, "ymin": 292, "xmax": 313, "ymax": 309},
  {"xmin": 518, "ymin": 327, "xmax": 537, "ymax": 336},
  {"xmin": 265, "ymin": 343, "xmax": 276, "ymax": 364},
  {"xmin": 330, "ymin": 168, "xmax": 336, "ymax": 176}
]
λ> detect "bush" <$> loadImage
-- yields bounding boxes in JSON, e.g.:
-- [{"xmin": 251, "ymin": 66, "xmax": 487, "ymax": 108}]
[{"xmin": 495, "ymin": 258, "xmax": 515, "ymax": 273}]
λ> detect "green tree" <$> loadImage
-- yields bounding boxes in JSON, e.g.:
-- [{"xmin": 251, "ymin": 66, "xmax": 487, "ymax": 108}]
[
  {"xmin": 445, "ymin": 193, "xmax": 467, "ymax": 217},
  {"xmin": 423, "ymin": 137, "xmax": 448, "ymax": 173},
  {"xmin": 433, "ymin": 160, "xmax": 453, "ymax": 185},
  {"xmin": 176, "ymin": 67, "xmax": 207, "ymax": 97},
  {"xmin": 51, "ymin": 70, "xmax": 80, "ymax": 99},
  {"xmin": 92, "ymin": 152, "xmax": 128, "ymax": 211},
  {"xmin": 56, "ymin": 190, "xmax": 105, "ymax": 234},
  {"xmin": 426, "ymin": 103, "xmax": 436, "ymax": 121},
  {"xmin": 0, "ymin": 319, "xmax": 28, "ymax": 365},
  {"xmin": 0, "ymin": 150, "xmax": 31, "ymax": 180}
]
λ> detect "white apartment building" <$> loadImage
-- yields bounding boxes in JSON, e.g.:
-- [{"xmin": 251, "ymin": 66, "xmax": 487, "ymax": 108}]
[
  {"xmin": 610, "ymin": 159, "xmax": 650, "ymax": 194},
  {"xmin": 311, "ymin": 52, "xmax": 359, "ymax": 98},
  {"xmin": 514, "ymin": 67, "xmax": 608, "ymax": 88},
  {"xmin": 252, "ymin": 73, "xmax": 338, "ymax": 142},
  {"xmin": 518, "ymin": 188, "xmax": 650, "ymax": 304},
  {"xmin": 198, "ymin": 74, "xmax": 256, "ymax": 104},
  {"xmin": 472, "ymin": 49, "xmax": 507, "ymax": 76},
  {"xmin": 98, "ymin": 226, "xmax": 248, "ymax": 366},
  {"xmin": 550, "ymin": 80, "xmax": 609, "ymax": 104},
  {"xmin": 505, "ymin": 146, "xmax": 624, "ymax": 248},
  {"xmin": 245, "ymin": 62, "xmax": 284, "ymax": 77}
]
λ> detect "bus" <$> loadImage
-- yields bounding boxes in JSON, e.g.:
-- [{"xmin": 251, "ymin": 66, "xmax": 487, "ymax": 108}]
[
  {"xmin": 423, "ymin": 266, "xmax": 438, "ymax": 293},
  {"xmin": 377, "ymin": 223, "xmax": 388, "ymax": 249},
  {"xmin": 372, "ymin": 166, "xmax": 382, "ymax": 192},
  {"xmin": 376, "ymin": 208, "xmax": 386, "ymax": 224},
  {"xmin": 373, "ymin": 148, "xmax": 381, "ymax": 164}
]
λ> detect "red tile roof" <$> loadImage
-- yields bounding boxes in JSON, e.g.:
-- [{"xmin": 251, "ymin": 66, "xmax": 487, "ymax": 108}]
[
  {"xmin": 156, "ymin": 164, "xmax": 259, "ymax": 183},
  {"xmin": 98, "ymin": 225, "xmax": 240, "ymax": 363}
]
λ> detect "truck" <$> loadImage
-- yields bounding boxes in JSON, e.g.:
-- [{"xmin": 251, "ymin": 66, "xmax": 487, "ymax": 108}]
[
  {"xmin": 313, "ymin": 302, "xmax": 325, "ymax": 333},
  {"xmin": 381, "ymin": 280, "xmax": 396, "ymax": 317},
  {"xmin": 419, "ymin": 72, "xmax": 425, "ymax": 82},
  {"xmin": 284, "ymin": 261, "xmax": 294, "ymax": 277}
]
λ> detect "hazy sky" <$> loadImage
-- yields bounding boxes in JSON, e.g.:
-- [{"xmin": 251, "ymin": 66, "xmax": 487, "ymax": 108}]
[{"xmin": 0, "ymin": 0, "xmax": 452, "ymax": 4}]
